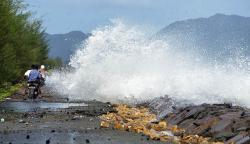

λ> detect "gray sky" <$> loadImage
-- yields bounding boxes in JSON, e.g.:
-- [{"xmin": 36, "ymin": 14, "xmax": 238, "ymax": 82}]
[{"xmin": 24, "ymin": 0, "xmax": 250, "ymax": 34}]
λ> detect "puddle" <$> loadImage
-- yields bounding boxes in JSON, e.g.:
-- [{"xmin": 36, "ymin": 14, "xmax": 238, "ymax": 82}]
[{"xmin": 0, "ymin": 101, "xmax": 88, "ymax": 112}]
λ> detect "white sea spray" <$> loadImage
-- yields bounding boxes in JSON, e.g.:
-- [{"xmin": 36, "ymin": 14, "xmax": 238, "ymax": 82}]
[{"xmin": 47, "ymin": 20, "xmax": 250, "ymax": 108}]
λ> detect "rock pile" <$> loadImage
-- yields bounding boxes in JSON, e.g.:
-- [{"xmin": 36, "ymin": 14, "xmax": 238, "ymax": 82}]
[
  {"xmin": 100, "ymin": 104, "xmax": 223, "ymax": 144},
  {"xmin": 161, "ymin": 104, "xmax": 250, "ymax": 144}
]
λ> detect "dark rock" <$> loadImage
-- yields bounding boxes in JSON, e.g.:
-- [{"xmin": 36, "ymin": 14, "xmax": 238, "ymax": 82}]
[
  {"xmin": 191, "ymin": 117, "xmax": 218, "ymax": 135},
  {"xmin": 213, "ymin": 132, "xmax": 236, "ymax": 141},
  {"xmin": 26, "ymin": 135, "xmax": 30, "ymax": 139},
  {"xmin": 211, "ymin": 119, "xmax": 232, "ymax": 133},
  {"xmin": 40, "ymin": 114, "xmax": 44, "ymax": 118},
  {"xmin": 167, "ymin": 106, "xmax": 205, "ymax": 125},
  {"xmin": 85, "ymin": 139, "xmax": 90, "ymax": 143},
  {"xmin": 23, "ymin": 113, "xmax": 28, "ymax": 118},
  {"xmin": 150, "ymin": 102, "xmax": 250, "ymax": 143},
  {"xmin": 179, "ymin": 119, "xmax": 196, "ymax": 131},
  {"xmin": 226, "ymin": 132, "xmax": 249, "ymax": 144},
  {"xmin": 46, "ymin": 138, "xmax": 50, "ymax": 144},
  {"xmin": 214, "ymin": 103, "xmax": 232, "ymax": 108},
  {"xmin": 236, "ymin": 136, "xmax": 250, "ymax": 144},
  {"xmin": 241, "ymin": 112, "xmax": 246, "ymax": 117},
  {"xmin": 50, "ymin": 130, "xmax": 55, "ymax": 133},
  {"xmin": 193, "ymin": 122, "xmax": 200, "ymax": 127}
]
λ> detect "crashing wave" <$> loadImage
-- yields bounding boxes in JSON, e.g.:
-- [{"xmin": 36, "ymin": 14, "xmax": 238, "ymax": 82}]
[{"xmin": 47, "ymin": 20, "xmax": 250, "ymax": 108}]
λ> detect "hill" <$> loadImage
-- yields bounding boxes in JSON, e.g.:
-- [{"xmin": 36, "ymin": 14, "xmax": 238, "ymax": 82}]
[
  {"xmin": 158, "ymin": 14, "xmax": 250, "ymax": 62},
  {"xmin": 45, "ymin": 31, "xmax": 89, "ymax": 62}
]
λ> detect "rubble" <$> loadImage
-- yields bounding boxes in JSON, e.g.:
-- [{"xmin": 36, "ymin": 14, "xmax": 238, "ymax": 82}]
[{"xmin": 100, "ymin": 104, "xmax": 223, "ymax": 144}]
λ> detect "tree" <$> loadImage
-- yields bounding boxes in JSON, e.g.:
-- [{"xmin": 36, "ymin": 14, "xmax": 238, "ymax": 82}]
[{"xmin": 0, "ymin": 0, "xmax": 49, "ymax": 86}]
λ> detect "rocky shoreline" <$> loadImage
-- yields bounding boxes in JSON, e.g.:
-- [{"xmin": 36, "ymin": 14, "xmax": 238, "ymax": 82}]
[
  {"xmin": 148, "ymin": 97, "xmax": 250, "ymax": 144},
  {"xmin": 165, "ymin": 104, "xmax": 250, "ymax": 143}
]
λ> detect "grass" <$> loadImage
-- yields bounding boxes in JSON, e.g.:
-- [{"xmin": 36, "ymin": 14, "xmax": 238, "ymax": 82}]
[{"xmin": 0, "ymin": 83, "xmax": 23, "ymax": 101}]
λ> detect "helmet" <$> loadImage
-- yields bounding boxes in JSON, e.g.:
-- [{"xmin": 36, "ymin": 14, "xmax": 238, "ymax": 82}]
[{"xmin": 41, "ymin": 65, "xmax": 45, "ymax": 69}]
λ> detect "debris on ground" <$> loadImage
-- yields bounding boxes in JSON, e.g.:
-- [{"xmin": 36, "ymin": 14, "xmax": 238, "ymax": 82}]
[{"xmin": 100, "ymin": 104, "xmax": 223, "ymax": 144}]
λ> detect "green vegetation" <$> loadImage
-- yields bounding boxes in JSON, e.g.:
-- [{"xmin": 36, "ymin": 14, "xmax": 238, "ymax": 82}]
[
  {"xmin": 0, "ymin": 0, "xmax": 46, "ymax": 84},
  {"xmin": 45, "ymin": 57, "xmax": 64, "ymax": 69},
  {"xmin": 0, "ymin": 83, "xmax": 23, "ymax": 101},
  {"xmin": 0, "ymin": 0, "xmax": 62, "ymax": 95}
]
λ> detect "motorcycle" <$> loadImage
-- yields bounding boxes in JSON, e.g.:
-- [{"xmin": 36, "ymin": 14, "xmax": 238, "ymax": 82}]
[{"xmin": 27, "ymin": 81, "xmax": 40, "ymax": 99}]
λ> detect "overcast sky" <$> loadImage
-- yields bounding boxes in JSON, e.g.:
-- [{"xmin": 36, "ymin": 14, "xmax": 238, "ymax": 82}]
[{"xmin": 24, "ymin": 0, "xmax": 250, "ymax": 34}]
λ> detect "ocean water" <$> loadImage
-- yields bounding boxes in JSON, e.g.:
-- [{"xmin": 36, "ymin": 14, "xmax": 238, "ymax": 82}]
[{"xmin": 47, "ymin": 20, "xmax": 250, "ymax": 108}]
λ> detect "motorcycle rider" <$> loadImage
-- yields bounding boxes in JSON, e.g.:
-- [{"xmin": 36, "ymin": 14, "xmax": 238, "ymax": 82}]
[
  {"xmin": 25, "ymin": 64, "xmax": 42, "ymax": 95},
  {"xmin": 28, "ymin": 64, "xmax": 42, "ymax": 83}
]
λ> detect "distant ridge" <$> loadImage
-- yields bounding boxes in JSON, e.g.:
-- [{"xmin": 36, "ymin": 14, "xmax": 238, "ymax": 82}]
[
  {"xmin": 158, "ymin": 14, "xmax": 250, "ymax": 61},
  {"xmin": 46, "ymin": 14, "xmax": 250, "ymax": 63},
  {"xmin": 45, "ymin": 31, "xmax": 89, "ymax": 62}
]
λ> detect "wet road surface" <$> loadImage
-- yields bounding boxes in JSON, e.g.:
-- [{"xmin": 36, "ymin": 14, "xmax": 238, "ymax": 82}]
[{"xmin": 0, "ymin": 87, "xmax": 166, "ymax": 144}]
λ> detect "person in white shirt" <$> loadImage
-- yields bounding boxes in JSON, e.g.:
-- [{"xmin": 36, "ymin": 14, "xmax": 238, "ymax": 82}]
[
  {"xmin": 24, "ymin": 70, "xmax": 31, "ymax": 77},
  {"xmin": 24, "ymin": 65, "xmax": 35, "ymax": 80}
]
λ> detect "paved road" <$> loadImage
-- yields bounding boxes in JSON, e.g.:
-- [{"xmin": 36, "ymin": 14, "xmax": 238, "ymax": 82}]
[{"xmin": 0, "ymin": 87, "xmax": 167, "ymax": 144}]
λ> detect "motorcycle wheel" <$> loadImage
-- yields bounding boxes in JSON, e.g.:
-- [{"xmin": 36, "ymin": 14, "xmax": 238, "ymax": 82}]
[
  {"xmin": 28, "ymin": 88, "xmax": 34, "ymax": 99},
  {"xmin": 33, "ymin": 90, "xmax": 38, "ymax": 99}
]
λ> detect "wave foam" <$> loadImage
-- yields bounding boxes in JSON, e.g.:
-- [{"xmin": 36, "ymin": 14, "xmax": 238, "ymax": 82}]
[{"xmin": 47, "ymin": 20, "xmax": 250, "ymax": 108}]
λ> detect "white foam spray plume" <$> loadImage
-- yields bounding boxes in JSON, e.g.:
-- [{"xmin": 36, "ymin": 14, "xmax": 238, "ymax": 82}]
[{"xmin": 47, "ymin": 20, "xmax": 250, "ymax": 108}]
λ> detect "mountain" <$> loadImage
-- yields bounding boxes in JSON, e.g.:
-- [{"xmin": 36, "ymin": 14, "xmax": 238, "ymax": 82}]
[
  {"xmin": 45, "ymin": 31, "xmax": 89, "ymax": 62},
  {"xmin": 157, "ymin": 14, "xmax": 250, "ymax": 62}
]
